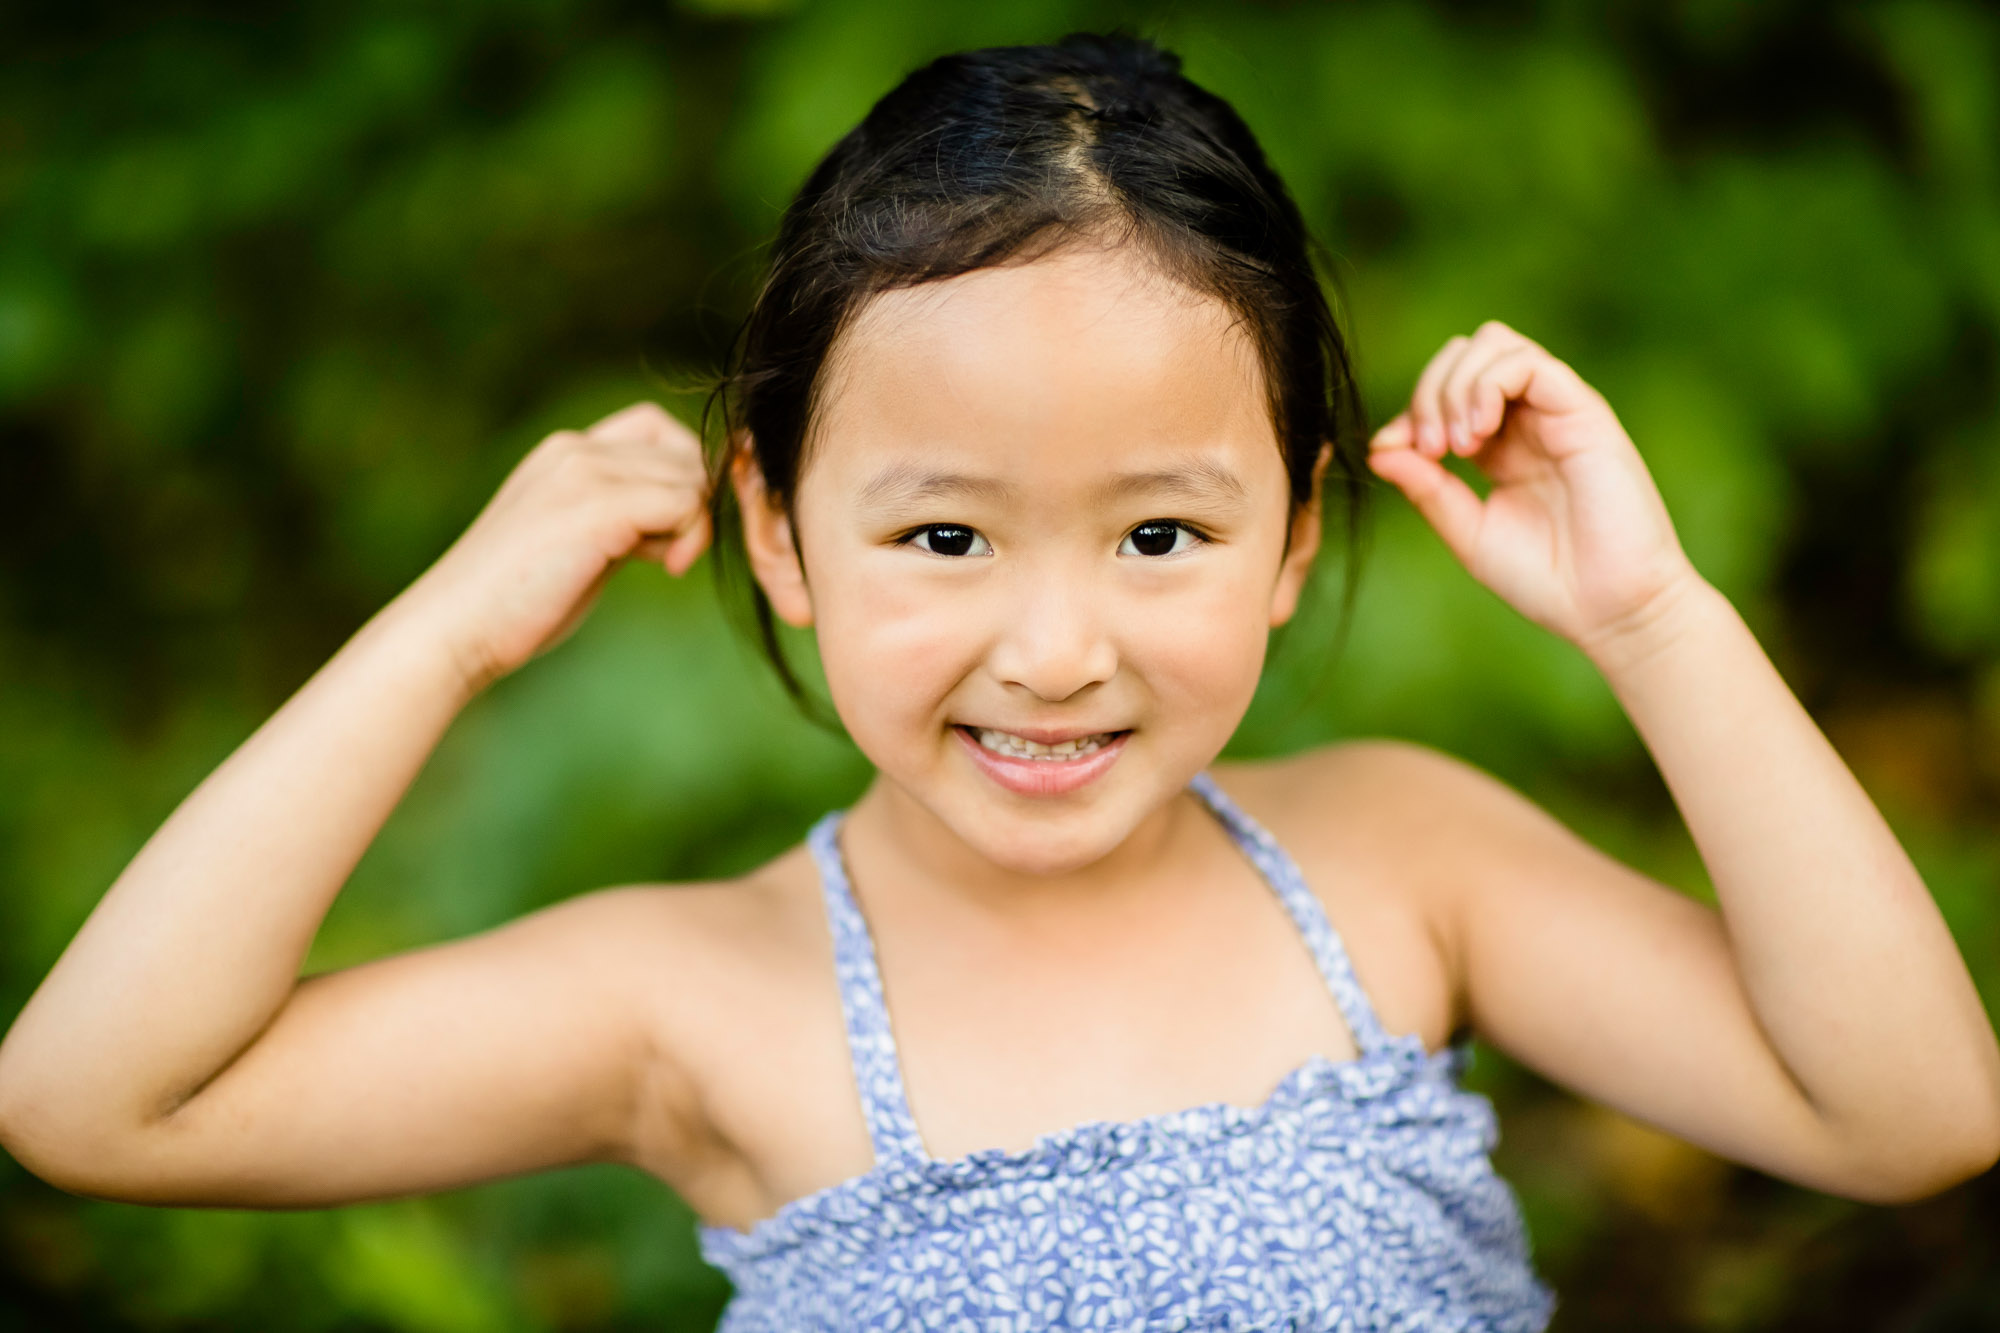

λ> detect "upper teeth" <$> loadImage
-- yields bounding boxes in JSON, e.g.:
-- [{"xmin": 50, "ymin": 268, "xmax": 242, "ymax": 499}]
[{"xmin": 973, "ymin": 728, "xmax": 1116, "ymax": 760}]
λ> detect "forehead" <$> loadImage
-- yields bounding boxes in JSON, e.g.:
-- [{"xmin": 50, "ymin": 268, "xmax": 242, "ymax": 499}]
[{"xmin": 804, "ymin": 242, "xmax": 1277, "ymax": 491}]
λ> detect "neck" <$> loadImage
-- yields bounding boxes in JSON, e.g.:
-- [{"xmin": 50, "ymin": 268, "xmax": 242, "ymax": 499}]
[{"xmin": 839, "ymin": 773, "xmax": 1212, "ymax": 927}]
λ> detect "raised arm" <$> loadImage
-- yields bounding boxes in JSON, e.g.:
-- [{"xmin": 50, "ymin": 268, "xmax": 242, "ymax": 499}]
[
  {"xmin": 0, "ymin": 402, "xmax": 715, "ymax": 1206},
  {"xmin": 1365, "ymin": 322, "xmax": 2000, "ymax": 1202}
]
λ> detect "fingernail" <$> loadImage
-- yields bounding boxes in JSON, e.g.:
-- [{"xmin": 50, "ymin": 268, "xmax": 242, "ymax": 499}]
[
  {"xmin": 1449, "ymin": 423, "xmax": 1469, "ymax": 454},
  {"xmin": 1418, "ymin": 422, "xmax": 1442, "ymax": 455}
]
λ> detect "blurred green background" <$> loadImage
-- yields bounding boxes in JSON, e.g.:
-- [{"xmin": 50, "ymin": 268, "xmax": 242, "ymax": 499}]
[{"xmin": 4, "ymin": 0, "xmax": 1999, "ymax": 1328}]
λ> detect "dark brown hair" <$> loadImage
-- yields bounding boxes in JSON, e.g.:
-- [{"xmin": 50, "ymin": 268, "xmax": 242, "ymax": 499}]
[{"xmin": 698, "ymin": 28, "xmax": 1371, "ymax": 725}]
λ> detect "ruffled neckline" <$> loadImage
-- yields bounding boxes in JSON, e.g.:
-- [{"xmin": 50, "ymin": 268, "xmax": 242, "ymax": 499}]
[{"xmin": 699, "ymin": 1030, "xmax": 1470, "ymax": 1266}]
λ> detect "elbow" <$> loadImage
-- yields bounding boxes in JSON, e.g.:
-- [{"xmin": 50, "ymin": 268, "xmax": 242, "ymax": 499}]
[
  {"xmin": 1913, "ymin": 1080, "xmax": 2000, "ymax": 1200},
  {"xmin": 1809, "ymin": 1055, "xmax": 2000, "ymax": 1205},
  {"xmin": 0, "ymin": 1081, "xmax": 92, "ymax": 1196},
  {"xmin": 1937, "ymin": 1110, "xmax": 2000, "ymax": 1197},
  {"xmin": 0, "ymin": 1088, "xmax": 80, "ymax": 1195},
  {"xmin": 0, "ymin": 1079, "xmax": 154, "ymax": 1203},
  {"xmin": 1847, "ymin": 1152, "xmax": 1997, "ymax": 1207},
  {"xmin": 1832, "ymin": 1118, "xmax": 2000, "ymax": 1206},
  {"xmin": 0, "ymin": 1042, "xmax": 70, "ymax": 1185},
  {"xmin": 0, "ymin": 1068, "xmax": 38, "ymax": 1174}
]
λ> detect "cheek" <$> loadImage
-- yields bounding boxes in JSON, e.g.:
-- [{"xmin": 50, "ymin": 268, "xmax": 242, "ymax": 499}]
[
  {"xmin": 1121, "ymin": 568, "xmax": 1272, "ymax": 720},
  {"xmin": 813, "ymin": 552, "xmax": 985, "ymax": 735}
]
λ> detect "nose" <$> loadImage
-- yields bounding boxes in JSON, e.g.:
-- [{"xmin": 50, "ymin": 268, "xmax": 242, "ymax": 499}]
[{"xmin": 986, "ymin": 565, "xmax": 1118, "ymax": 703}]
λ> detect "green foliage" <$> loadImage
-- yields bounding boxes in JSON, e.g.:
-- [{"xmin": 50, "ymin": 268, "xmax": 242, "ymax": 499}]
[{"xmin": 4, "ymin": 1, "xmax": 1999, "ymax": 1329}]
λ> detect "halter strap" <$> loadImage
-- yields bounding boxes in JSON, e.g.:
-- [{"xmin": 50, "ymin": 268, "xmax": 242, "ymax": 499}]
[
  {"xmin": 1185, "ymin": 769, "xmax": 1391, "ymax": 1053},
  {"xmin": 806, "ymin": 812, "xmax": 930, "ymax": 1163},
  {"xmin": 807, "ymin": 770, "xmax": 1390, "ymax": 1166}
]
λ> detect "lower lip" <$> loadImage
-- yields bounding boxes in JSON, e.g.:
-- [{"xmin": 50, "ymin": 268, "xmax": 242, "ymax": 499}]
[{"xmin": 953, "ymin": 726, "xmax": 1131, "ymax": 797}]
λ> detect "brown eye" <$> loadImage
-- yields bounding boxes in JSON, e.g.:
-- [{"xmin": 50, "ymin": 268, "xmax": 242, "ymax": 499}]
[
  {"xmin": 908, "ymin": 524, "xmax": 991, "ymax": 557},
  {"xmin": 1120, "ymin": 521, "xmax": 1201, "ymax": 557}
]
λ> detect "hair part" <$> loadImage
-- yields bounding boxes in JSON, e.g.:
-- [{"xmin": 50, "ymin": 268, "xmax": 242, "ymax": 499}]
[{"xmin": 696, "ymin": 28, "xmax": 1372, "ymax": 726}]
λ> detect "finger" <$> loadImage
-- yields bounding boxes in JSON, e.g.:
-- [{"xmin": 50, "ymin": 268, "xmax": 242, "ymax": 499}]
[
  {"xmin": 587, "ymin": 402, "xmax": 708, "ymax": 470},
  {"xmin": 585, "ymin": 400, "xmax": 674, "ymax": 440},
  {"xmin": 1462, "ymin": 344, "xmax": 1542, "ymax": 446},
  {"xmin": 661, "ymin": 509, "xmax": 713, "ymax": 576},
  {"xmin": 1440, "ymin": 323, "xmax": 1531, "ymax": 454},
  {"xmin": 1366, "ymin": 446, "xmax": 1484, "ymax": 568},
  {"xmin": 1506, "ymin": 344, "xmax": 1598, "ymax": 424},
  {"xmin": 587, "ymin": 412, "xmax": 710, "ymax": 484},
  {"xmin": 1408, "ymin": 336, "xmax": 1473, "ymax": 460},
  {"xmin": 601, "ymin": 448, "xmax": 710, "ymax": 496},
  {"xmin": 632, "ymin": 534, "xmax": 678, "ymax": 564},
  {"xmin": 1368, "ymin": 412, "xmax": 1414, "ymax": 453},
  {"xmin": 628, "ymin": 492, "xmax": 711, "ymax": 571},
  {"xmin": 1469, "ymin": 344, "xmax": 1607, "ymax": 461},
  {"xmin": 630, "ymin": 511, "xmax": 710, "ymax": 577},
  {"xmin": 607, "ymin": 471, "xmax": 704, "ymax": 545}
]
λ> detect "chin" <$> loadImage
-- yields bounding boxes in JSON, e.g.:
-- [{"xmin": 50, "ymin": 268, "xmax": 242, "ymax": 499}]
[
  {"xmin": 948, "ymin": 806, "xmax": 1134, "ymax": 877},
  {"xmin": 934, "ymin": 756, "xmax": 1186, "ymax": 876}
]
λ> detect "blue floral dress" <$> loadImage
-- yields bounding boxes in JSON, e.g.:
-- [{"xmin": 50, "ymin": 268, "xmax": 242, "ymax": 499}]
[{"xmin": 697, "ymin": 770, "xmax": 1557, "ymax": 1330}]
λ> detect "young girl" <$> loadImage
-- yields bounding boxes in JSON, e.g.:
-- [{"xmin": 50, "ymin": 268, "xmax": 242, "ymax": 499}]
[{"xmin": 2, "ymin": 29, "xmax": 1996, "ymax": 1333}]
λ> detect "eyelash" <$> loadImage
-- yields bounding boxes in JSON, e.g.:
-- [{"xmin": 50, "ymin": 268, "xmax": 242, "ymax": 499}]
[{"xmin": 894, "ymin": 520, "xmax": 1212, "ymax": 559}]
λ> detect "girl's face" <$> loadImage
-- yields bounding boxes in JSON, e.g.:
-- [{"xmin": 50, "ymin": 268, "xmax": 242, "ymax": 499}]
[{"xmin": 739, "ymin": 241, "xmax": 1324, "ymax": 876}]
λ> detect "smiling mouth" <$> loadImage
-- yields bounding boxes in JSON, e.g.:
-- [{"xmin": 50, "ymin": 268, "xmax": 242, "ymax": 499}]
[{"xmin": 957, "ymin": 725, "xmax": 1129, "ymax": 761}]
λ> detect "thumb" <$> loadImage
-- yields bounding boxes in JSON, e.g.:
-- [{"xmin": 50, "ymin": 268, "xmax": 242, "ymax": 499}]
[
  {"xmin": 1367, "ymin": 447, "xmax": 1485, "ymax": 568},
  {"xmin": 633, "ymin": 511, "xmax": 713, "ymax": 577},
  {"xmin": 661, "ymin": 509, "xmax": 713, "ymax": 576}
]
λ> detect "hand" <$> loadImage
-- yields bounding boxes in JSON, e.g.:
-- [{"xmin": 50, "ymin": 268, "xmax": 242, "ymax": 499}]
[
  {"xmin": 1366, "ymin": 320, "xmax": 1706, "ymax": 660},
  {"xmin": 397, "ymin": 401, "xmax": 713, "ymax": 696}
]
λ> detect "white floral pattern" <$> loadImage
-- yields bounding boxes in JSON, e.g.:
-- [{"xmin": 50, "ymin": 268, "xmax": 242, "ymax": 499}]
[{"xmin": 697, "ymin": 771, "xmax": 1557, "ymax": 1331}]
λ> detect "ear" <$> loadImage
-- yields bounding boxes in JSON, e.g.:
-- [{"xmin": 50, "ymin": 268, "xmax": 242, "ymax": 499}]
[
  {"xmin": 1268, "ymin": 442, "xmax": 1332, "ymax": 627},
  {"xmin": 731, "ymin": 437, "xmax": 814, "ymax": 628}
]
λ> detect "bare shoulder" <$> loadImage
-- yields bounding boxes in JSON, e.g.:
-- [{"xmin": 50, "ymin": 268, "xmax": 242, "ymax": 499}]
[
  {"xmin": 568, "ymin": 840, "xmax": 851, "ymax": 1213},
  {"xmin": 1207, "ymin": 737, "xmax": 1409, "ymax": 808},
  {"xmin": 1214, "ymin": 736, "xmax": 1554, "ymax": 876},
  {"xmin": 570, "ymin": 837, "xmax": 824, "ymax": 1048},
  {"xmin": 575, "ymin": 842, "xmax": 823, "ymax": 987},
  {"xmin": 1213, "ymin": 734, "xmax": 1511, "ymax": 812},
  {"xmin": 1207, "ymin": 738, "xmax": 1545, "ymax": 1045},
  {"xmin": 525, "ymin": 852, "xmax": 813, "ymax": 1053}
]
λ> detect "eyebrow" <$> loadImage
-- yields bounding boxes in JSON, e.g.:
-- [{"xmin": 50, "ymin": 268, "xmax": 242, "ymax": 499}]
[{"xmin": 855, "ymin": 457, "xmax": 1250, "ymax": 510}]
